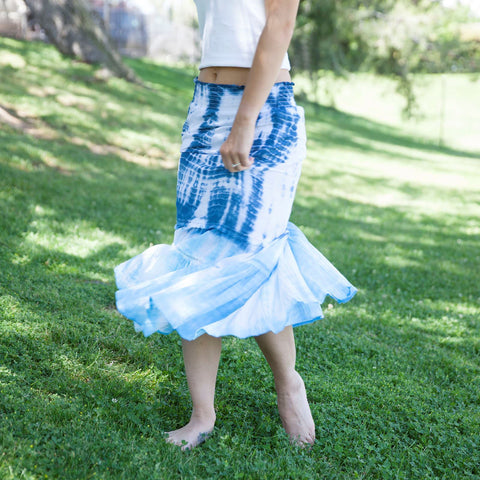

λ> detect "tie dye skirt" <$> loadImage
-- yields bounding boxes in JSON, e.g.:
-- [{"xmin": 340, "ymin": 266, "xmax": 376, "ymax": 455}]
[{"xmin": 114, "ymin": 79, "xmax": 357, "ymax": 341}]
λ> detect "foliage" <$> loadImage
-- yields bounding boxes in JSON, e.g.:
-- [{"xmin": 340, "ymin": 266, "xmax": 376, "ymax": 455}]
[
  {"xmin": 1, "ymin": 38, "xmax": 479, "ymax": 480},
  {"xmin": 291, "ymin": 0, "xmax": 480, "ymax": 115}
]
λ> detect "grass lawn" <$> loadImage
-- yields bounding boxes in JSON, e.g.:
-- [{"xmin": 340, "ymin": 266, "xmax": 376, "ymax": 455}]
[{"xmin": 0, "ymin": 37, "xmax": 479, "ymax": 479}]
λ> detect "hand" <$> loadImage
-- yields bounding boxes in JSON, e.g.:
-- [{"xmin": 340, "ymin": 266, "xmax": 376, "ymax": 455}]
[{"xmin": 220, "ymin": 117, "xmax": 256, "ymax": 173}]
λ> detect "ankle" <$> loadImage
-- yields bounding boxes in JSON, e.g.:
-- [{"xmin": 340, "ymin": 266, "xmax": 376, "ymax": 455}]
[
  {"xmin": 190, "ymin": 408, "xmax": 216, "ymax": 425},
  {"xmin": 274, "ymin": 370, "xmax": 303, "ymax": 395}
]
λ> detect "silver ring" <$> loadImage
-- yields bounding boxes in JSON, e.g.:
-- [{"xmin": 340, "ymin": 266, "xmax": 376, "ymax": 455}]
[{"xmin": 232, "ymin": 163, "xmax": 241, "ymax": 167}]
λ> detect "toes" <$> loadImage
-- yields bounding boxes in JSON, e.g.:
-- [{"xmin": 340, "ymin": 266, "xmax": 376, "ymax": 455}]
[
  {"xmin": 289, "ymin": 432, "xmax": 315, "ymax": 448},
  {"xmin": 165, "ymin": 427, "xmax": 213, "ymax": 450},
  {"xmin": 166, "ymin": 435, "xmax": 192, "ymax": 450}
]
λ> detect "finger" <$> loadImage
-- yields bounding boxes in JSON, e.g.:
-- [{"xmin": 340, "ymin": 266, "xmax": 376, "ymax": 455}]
[
  {"xmin": 221, "ymin": 150, "xmax": 253, "ymax": 172},
  {"xmin": 234, "ymin": 154, "xmax": 248, "ymax": 166},
  {"xmin": 233, "ymin": 159, "xmax": 252, "ymax": 172},
  {"xmin": 227, "ymin": 157, "xmax": 241, "ymax": 172},
  {"xmin": 224, "ymin": 154, "xmax": 243, "ymax": 172},
  {"xmin": 220, "ymin": 149, "xmax": 237, "ymax": 172},
  {"xmin": 235, "ymin": 153, "xmax": 255, "ymax": 170},
  {"xmin": 221, "ymin": 153, "xmax": 235, "ymax": 172}
]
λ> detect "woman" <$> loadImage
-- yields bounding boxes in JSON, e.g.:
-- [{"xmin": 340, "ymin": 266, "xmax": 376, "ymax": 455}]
[{"xmin": 114, "ymin": 0, "xmax": 357, "ymax": 450}]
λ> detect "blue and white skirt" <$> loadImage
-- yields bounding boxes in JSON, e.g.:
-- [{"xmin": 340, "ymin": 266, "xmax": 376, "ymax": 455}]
[{"xmin": 114, "ymin": 79, "xmax": 357, "ymax": 341}]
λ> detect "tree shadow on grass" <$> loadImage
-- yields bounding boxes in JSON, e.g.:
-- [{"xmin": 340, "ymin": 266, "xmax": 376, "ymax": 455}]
[
  {"xmin": 0, "ymin": 234, "xmax": 188, "ymax": 471},
  {"xmin": 1, "ymin": 41, "xmax": 192, "ymax": 153},
  {"xmin": 290, "ymin": 190, "xmax": 479, "ymax": 395},
  {"xmin": 124, "ymin": 56, "xmax": 196, "ymax": 93},
  {"xmin": 292, "ymin": 192, "xmax": 478, "ymax": 305},
  {"xmin": 299, "ymin": 100, "xmax": 480, "ymax": 160},
  {"xmin": 1, "ymin": 84, "xmax": 478, "ymax": 386},
  {"xmin": 0, "ymin": 128, "xmax": 178, "ymax": 250},
  {"xmin": 1, "ymin": 37, "xmax": 479, "ymax": 477}
]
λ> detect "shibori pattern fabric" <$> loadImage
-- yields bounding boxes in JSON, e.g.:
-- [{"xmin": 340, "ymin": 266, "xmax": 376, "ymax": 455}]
[
  {"xmin": 114, "ymin": 79, "xmax": 357, "ymax": 341},
  {"xmin": 177, "ymin": 80, "xmax": 305, "ymax": 247}
]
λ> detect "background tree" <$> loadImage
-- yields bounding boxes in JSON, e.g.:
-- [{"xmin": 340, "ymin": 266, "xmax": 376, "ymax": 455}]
[
  {"xmin": 291, "ymin": 0, "xmax": 480, "ymax": 115},
  {"xmin": 23, "ymin": 0, "xmax": 139, "ymax": 83}
]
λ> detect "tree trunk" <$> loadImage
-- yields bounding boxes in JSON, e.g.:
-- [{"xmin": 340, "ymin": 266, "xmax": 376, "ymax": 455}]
[{"xmin": 23, "ymin": 0, "xmax": 140, "ymax": 83}]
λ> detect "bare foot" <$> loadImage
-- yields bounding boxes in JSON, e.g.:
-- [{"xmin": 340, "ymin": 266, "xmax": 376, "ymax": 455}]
[
  {"xmin": 165, "ymin": 415, "xmax": 215, "ymax": 451},
  {"xmin": 276, "ymin": 372, "xmax": 315, "ymax": 446}
]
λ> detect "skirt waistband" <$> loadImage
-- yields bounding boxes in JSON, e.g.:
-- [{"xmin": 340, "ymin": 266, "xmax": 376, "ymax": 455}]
[{"xmin": 192, "ymin": 77, "xmax": 297, "ymax": 109}]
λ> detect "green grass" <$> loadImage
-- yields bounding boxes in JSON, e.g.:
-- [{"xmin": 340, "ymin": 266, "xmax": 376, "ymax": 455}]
[{"xmin": 0, "ymin": 37, "xmax": 479, "ymax": 479}]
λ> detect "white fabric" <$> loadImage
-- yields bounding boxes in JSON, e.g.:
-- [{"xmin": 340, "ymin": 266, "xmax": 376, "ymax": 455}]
[
  {"xmin": 114, "ymin": 81, "xmax": 357, "ymax": 340},
  {"xmin": 194, "ymin": 0, "xmax": 291, "ymax": 71}
]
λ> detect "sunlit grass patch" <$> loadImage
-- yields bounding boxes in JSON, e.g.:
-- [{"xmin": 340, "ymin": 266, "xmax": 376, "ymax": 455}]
[{"xmin": 0, "ymin": 37, "xmax": 479, "ymax": 479}]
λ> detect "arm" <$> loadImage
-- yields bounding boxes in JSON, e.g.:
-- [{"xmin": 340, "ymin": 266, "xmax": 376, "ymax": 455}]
[{"xmin": 219, "ymin": 0, "xmax": 300, "ymax": 172}]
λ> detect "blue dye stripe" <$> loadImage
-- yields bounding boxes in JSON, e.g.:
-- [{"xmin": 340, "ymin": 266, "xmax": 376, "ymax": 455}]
[{"xmin": 176, "ymin": 79, "xmax": 307, "ymax": 248}]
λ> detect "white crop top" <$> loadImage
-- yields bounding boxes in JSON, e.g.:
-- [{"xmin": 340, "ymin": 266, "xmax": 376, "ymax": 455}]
[{"xmin": 194, "ymin": 0, "xmax": 291, "ymax": 71}]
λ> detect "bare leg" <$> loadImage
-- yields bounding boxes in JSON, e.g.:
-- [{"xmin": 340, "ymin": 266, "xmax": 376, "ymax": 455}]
[
  {"xmin": 166, "ymin": 334, "xmax": 221, "ymax": 450},
  {"xmin": 255, "ymin": 326, "xmax": 315, "ymax": 445}
]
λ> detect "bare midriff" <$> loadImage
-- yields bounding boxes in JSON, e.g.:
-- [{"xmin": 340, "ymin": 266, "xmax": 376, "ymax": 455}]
[{"xmin": 198, "ymin": 66, "xmax": 291, "ymax": 85}]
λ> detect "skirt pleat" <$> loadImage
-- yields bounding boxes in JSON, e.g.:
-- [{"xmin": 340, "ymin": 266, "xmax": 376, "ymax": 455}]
[{"xmin": 115, "ymin": 223, "xmax": 356, "ymax": 340}]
